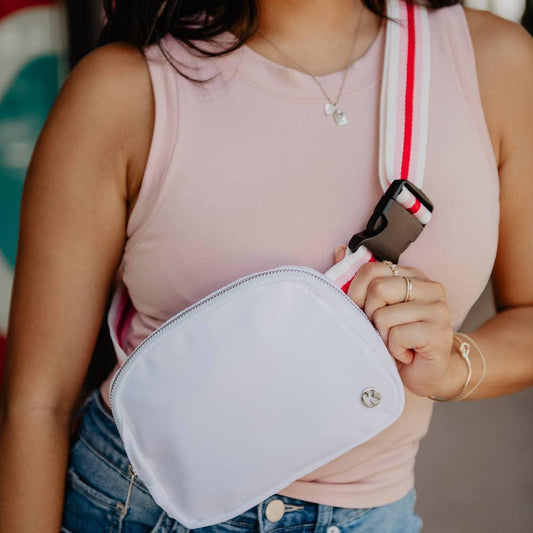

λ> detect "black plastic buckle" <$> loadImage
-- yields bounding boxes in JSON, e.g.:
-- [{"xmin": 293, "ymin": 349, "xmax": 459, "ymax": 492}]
[{"xmin": 348, "ymin": 179, "xmax": 434, "ymax": 263}]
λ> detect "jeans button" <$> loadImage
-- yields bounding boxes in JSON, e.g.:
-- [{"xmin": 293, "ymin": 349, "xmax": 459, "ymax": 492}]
[
  {"xmin": 327, "ymin": 526, "xmax": 341, "ymax": 533},
  {"xmin": 265, "ymin": 499, "xmax": 285, "ymax": 522}
]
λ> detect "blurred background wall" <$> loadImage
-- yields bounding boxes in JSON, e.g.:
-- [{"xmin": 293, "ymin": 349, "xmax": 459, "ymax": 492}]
[
  {"xmin": 0, "ymin": 0, "xmax": 69, "ymax": 383},
  {"xmin": 0, "ymin": 1, "xmax": 531, "ymax": 531}
]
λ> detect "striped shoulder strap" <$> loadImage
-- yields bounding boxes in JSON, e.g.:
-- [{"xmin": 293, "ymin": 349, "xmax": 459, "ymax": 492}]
[
  {"xmin": 325, "ymin": 0, "xmax": 432, "ymax": 293},
  {"xmin": 380, "ymin": 0, "xmax": 431, "ymax": 192}
]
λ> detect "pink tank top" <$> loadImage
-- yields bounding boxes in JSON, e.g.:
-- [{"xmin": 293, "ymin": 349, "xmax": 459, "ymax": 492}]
[{"xmin": 100, "ymin": 4, "xmax": 499, "ymax": 508}]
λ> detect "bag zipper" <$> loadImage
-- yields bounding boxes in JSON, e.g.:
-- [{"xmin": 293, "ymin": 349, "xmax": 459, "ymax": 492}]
[
  {"xmin": 109, "ymin": 266, "xmax": 373, "ymax": 422},
  {"xmin": 120, "ymin": 464, "xmax": 137, "ymax": 519}
]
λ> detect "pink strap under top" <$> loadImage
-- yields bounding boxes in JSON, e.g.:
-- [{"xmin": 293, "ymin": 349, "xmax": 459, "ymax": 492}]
[{"xmin": 100, "ymin": 3, "xmax": 499, "ymax": 509}]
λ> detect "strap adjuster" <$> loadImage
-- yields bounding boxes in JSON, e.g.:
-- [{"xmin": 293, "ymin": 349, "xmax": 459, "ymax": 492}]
[{"xmin": 348, "ymin": 179, "xmax": 434, "ymax": 263}]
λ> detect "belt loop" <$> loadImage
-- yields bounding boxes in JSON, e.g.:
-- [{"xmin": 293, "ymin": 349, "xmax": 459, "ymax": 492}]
[
  {"xmin": 314, "ymin": 503, "xmax": 333, "ymax": 532},
  {"xmin": 257, "ymin": 499, "xmax": 266, "ymax": 533}
]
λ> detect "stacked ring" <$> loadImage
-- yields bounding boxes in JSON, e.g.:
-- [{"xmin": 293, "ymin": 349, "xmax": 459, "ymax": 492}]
[
  {"xmin": 401, "ymin": 275, "xmax": 413, "ymax": 303},
  {"xmin": 382, "ymin": 260, "xmax": 401, "ymax": 277}
]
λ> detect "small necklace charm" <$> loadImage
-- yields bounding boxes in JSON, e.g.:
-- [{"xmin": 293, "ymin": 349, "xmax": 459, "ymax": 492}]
[
  {"xmin": 256, "ymin": 3, "xmax": 365, "ymax": 130},
  {"xmin": 324, "ymin": 102, "xmax": 349, "ymax": 126}
]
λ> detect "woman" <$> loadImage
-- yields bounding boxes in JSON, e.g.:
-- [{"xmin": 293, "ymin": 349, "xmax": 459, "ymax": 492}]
[{"xmin": 0, "ymin": 0, "xmax": 532, "ymax": 531}]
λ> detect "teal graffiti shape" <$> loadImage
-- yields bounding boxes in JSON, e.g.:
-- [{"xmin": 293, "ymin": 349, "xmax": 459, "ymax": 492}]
[{"xmin": 0, "ymin": 54, "xmax": 63, "ymax": 268}]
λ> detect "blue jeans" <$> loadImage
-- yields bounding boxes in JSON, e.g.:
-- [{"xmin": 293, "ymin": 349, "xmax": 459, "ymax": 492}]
[{"xmin": 61, "ymin": 389, "xmax": 423, "ymax": 532}]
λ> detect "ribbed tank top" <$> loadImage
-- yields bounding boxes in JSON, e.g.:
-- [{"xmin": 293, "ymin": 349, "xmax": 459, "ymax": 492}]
[{"xmin": 100, "ymin": 4, "xmax": 499, "ymax": 508}]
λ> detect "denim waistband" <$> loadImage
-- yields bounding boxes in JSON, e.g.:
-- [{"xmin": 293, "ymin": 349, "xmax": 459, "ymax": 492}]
[{"xmin": 75, "ymin": 389, "xmax": 147, "ymax": 486}]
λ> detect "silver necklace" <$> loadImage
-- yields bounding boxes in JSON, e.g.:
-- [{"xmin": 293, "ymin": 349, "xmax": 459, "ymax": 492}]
[{"xmin": 256, "ymin": 5, "xmax": 365, "ymax": 126}]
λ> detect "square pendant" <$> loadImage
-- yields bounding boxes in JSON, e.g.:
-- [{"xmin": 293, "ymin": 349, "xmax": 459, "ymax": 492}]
[{"xmin": 334, "ymin": 110, "xmax": 348, "ymax": 126}]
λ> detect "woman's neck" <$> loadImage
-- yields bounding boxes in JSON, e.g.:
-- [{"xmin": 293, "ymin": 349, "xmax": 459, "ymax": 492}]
[{"xmin": 238, "ymin": 0, "xmax": 383, "ymax": 77}]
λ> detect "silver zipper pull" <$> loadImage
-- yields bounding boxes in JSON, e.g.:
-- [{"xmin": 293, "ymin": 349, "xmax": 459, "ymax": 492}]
[{"xmin": 120, "ymin": 464, "xmax": 137, "ymax": 518}]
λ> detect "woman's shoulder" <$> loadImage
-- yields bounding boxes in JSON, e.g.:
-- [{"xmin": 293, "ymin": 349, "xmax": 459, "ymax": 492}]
[
  {"xmin": 461, "ymin": 6, "xmax": 533, "ymax": 167},
  {"xmin": 61, "ymin": 40, "xmax": 154, "ymax": 137},
  {"xmin": 62, "ymin": 41, "xmax": 156, "ymax": 218},
  {"xmin": 462, "ymin": 6, "xmax": 533, "ymax": 90},
  {"xmin": 462, "ymin": 5, "xmax": 531, "ymax": 47}
]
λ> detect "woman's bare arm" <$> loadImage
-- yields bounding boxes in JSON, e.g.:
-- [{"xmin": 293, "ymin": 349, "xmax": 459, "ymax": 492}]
[
  {"xmin": 443, "ymin": 10, "xmax": 533, "ymax": 399},
  {"xmin": 0, "ymin": 41, "xmax": 153, "ymax": 532}
]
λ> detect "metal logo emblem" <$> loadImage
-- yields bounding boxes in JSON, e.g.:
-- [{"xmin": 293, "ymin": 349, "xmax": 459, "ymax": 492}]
[{"xmin": 361, "ymin": 388, "xmax": 382, "ymax": 408}]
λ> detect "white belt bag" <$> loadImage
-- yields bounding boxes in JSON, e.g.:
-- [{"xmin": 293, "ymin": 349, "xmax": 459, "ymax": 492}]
[
  {"xmin": 107, "ymin": 1, "xmax": 433, "ymax": 528},
  {"xmin": 109, "ymin": 266, "xmax": 404, "ymax": 527}
]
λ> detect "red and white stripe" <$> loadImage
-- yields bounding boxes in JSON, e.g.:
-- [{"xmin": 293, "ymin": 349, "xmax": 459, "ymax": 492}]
[
  {"xmin": 325, "ymin": 0, "xmax": 431, "ymax": 292},
  {"xmin": 380, "ymin": 0, "xmax": 431, "ymax": 193}
]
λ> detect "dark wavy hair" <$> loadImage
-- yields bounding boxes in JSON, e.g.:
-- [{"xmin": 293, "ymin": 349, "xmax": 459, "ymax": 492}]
[{"xmin": 99, "ymin": 0, "xmax": 461, "ymax": 83}]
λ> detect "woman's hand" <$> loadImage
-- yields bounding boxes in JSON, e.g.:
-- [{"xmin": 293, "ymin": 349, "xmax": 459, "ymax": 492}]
[{"xmin": 333, "ymin": 245, "xmax": 466, "ymax": 398}]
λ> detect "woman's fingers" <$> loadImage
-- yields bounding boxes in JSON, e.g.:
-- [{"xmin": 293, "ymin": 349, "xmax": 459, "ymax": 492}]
[
  {"xmin": 334, "ymin": 244, "xmax": 347, "ymax": 263},
  {"xmin": 387, "ymin": 320, "xmax": 454, "ymax": 369},
  {"xmin": 372, "ymin": 300, "xmax": 451, "ymax": 345},
  {"xmin": 362, "ymin": 276, "xmax": 447, "ymax": 323},
  {"xmin": 346, "ymin": 261, "xmax": 431, "ymax": 310}
]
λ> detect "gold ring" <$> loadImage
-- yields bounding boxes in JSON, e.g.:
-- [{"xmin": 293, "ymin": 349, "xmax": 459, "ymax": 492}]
[
  {"xmin": 383, "ymin": 259, "xmax": 400, "ymax": 277},
  {"xmin": 401, "ymin": 275, "xmax": 413, "ymax": 303}
]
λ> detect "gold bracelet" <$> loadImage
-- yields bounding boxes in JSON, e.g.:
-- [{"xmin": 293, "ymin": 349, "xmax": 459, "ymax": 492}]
[
  {"xmin": 455, "ymin": 332, "xmax": 487, "ymax": 400},
  {"xmin": 428, "ymin": 334, "xmax": 472, "ymax": 402}
]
